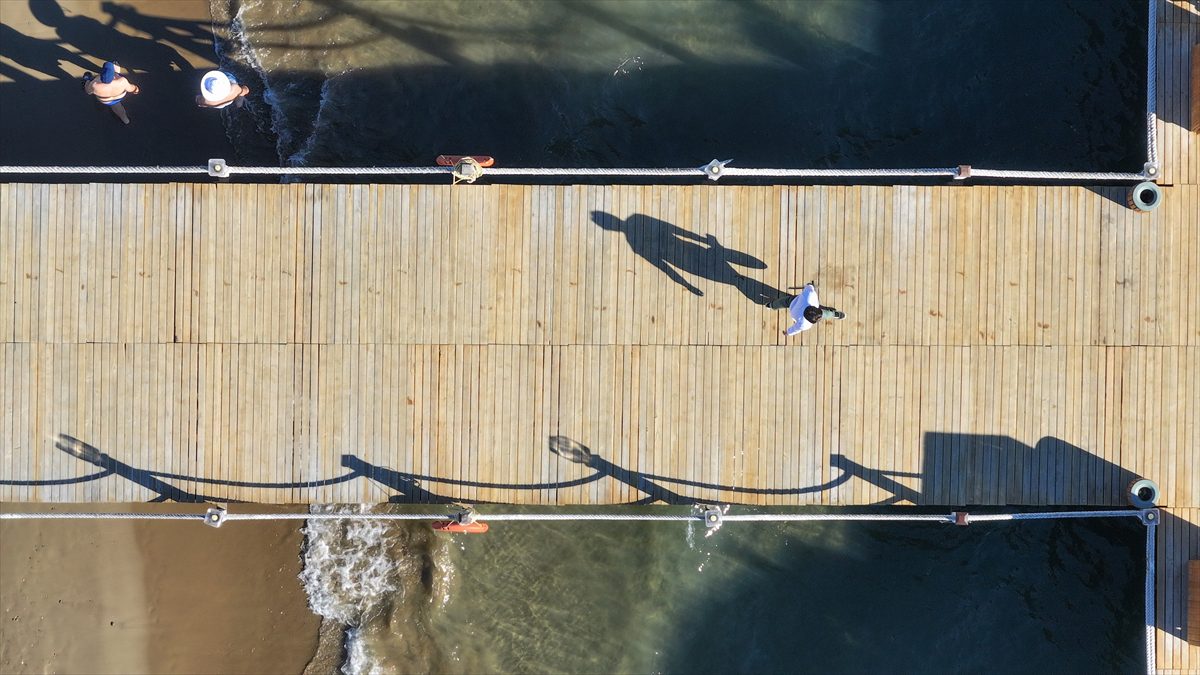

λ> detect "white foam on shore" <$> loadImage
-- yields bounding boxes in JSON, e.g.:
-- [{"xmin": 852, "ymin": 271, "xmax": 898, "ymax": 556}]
[
  {"xmin": 342, "ymin": 626, "xmax": 383, "ymax": 675},
  {"xmin": 298, "ymin": 505, "xmax": 459, "ymax": 673},
  {"xmin": 223, "ymin": 0, "xmax": 293, "ymax": 162},
  {"xmin": 211, "ymin": 0, "xmax": 322, "ymax": 166},
  {"xmin": 299, "ymin": 505, "xmax": 403, "ymax": 626},
  {"xmin": 285, "ymin": 73, "xmax": 344, "ymax": 167}
]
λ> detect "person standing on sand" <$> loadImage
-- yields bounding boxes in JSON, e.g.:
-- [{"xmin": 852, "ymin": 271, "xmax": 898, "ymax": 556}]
[
  {"xmin": 82, "ymin": 61, "xmax": 139, "ymax": 125},
  {"xmin": 196, "ymin": 70, "xmax": 250, "ymax": 110},
  {"xmin": 766, "ymin": 281, "xmax": 846, "ymax": 335}
]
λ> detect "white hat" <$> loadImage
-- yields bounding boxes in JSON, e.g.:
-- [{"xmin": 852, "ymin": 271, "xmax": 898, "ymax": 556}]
[{"xmin": 200, "ymin": 70, "xmax": 232, "ymax": 102}]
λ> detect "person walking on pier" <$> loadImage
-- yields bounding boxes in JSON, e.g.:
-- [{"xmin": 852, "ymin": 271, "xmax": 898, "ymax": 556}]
[
  {"xmin": 196, "ymin": 70, "xmax": 250, "ymax": 110},
  {"xmin": 82, "ymin": 61, "xmax": 139, "ymax": 125},
  {"xmin": 767, "ymin": 281, "xmax": 845, "ymax": 335}
]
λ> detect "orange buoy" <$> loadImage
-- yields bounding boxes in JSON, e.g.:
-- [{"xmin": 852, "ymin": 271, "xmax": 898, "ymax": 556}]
[
  {"xmin": 436, "ymin": 155, "xmax": 495, "ymax": 167},
  {"xmin": 431, "ymin": 520, "xmax": 489, "ymax": 534}
]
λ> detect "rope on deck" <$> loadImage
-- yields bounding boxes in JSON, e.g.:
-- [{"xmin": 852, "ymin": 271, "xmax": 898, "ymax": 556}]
[{"xmin": 0, "ymin": 163, "xmax": 1152, "ymax": 182}]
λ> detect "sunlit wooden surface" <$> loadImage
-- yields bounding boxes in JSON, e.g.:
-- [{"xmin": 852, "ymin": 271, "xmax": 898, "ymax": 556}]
[{"xmin": 1, "ymin": 181, "xmax": 1195, "ymax": 507}]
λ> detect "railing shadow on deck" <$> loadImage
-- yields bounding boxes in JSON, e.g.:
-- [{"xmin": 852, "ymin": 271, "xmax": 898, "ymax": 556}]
[
  {"xmin": 2, "ymin": 432, "xmax": 854, "ymax": 505},
  {"xmin": 0, "ymin": 431, "xmax": 1160, "ymax": 508},
  {"xmin": 912, "ymin": 431, "xmax": 1192, "ymax": 649},
  {"xmin": 3, "ymin": 430, "xmax": 1193, "ymax": 646}
]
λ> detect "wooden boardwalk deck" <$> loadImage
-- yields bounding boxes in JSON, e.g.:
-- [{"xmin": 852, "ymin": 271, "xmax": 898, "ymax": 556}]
[{"xmin": 1, "ymin": 182, "xmax": 1196, "ymax": 508}]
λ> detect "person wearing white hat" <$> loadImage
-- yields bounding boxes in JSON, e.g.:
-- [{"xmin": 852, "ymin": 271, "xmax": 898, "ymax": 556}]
[
  {"xmin": 766, "ymin": 281, "xmax": 846, "ymax": 335},
  {"xmin": 196, "ymin": 70, "xmax": 250, "ymax": 109}
]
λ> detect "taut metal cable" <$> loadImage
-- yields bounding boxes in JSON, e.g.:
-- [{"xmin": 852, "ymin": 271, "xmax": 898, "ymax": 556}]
[
  {"xmin": 0, "ymin": 163, "xmax": 1153, "ymax": 182},
  {"xmin": 0, "ymin": 507, "xmax": 1152, "ymax": 525}
]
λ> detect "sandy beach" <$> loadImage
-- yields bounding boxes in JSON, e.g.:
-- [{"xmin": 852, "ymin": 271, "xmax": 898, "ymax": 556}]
[
  {"xmin": 0, "ymin": 0, "xmax": 238, "ymax": 166},
  {"xmin": 0, "ymin": 503, "xmax": 321, "ymax": 674}
]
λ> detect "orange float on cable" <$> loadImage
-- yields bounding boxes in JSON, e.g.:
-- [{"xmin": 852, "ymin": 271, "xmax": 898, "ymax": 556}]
[
  {"xmin": 435, "ymin": 155, "xmax": 495, "ymax": 167},
  {"xmin": 431, "ymin": 520, "xmax": 490, "ymax": 534},
  {"xmin": 431, "ymin": 506, "xmax": 489, "ymax": 533}
]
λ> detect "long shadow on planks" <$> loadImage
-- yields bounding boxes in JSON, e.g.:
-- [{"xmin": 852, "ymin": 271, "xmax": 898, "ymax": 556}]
[
  {"xmin": 5, "ymin": 432, "xmax": 851, "ymax": 504},
  {"xmin": 6, "ymin": 429, "xmax": 1194, "ymax": 649},
  {"xmin": 0, "ymin": 434, "xmax": 355, "ymax": 504},
  {"xmin": 0, "ymin": 431, "xmax": 1163, "ymax": 508},
  {"xmin": 590, "ymin": 211, "xmax": 786, "ymax": 305}
]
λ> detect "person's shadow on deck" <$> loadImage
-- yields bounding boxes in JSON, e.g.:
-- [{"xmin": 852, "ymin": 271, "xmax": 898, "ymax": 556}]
[{"xmin": 590, "ymin": 211, "xmax": 784, "ymax": 305}]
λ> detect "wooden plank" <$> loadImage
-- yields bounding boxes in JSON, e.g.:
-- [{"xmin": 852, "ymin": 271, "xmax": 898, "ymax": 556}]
[
  {"xmin": 29, "ymin": 185, "xmax": 47, "ymax": 345},
  {"xmin": 42, "ymin": 184, "xmax": 61, "ymax": 344},
  {"xmin": 1189, "ymin": 558, "xmax": 1200, "ymax": 647},
  {"xmin": 63, "ymin": 184, "xmax": 80, "ymax": 345},
  {"xmin": 0, "ymin": 184, "xmax": 13, "ymax": 342},
  {"xmin": 13, "ymin": 184, "xmax": 33, "ymax": 342}
]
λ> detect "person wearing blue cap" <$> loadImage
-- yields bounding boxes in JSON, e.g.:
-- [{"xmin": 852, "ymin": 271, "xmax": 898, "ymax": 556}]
[
  {"xmin": 81, "ymin": 61, "xmax": 140, "ymax": 124},
  {"xmin": 196, "ymin": 70, "xmax": 250, "ymax": 110}
]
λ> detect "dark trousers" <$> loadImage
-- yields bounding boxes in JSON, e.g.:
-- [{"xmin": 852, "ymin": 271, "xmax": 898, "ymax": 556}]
[{"xmin": 765, "ymin": 293, "xmax": 796, "ymax": 309}]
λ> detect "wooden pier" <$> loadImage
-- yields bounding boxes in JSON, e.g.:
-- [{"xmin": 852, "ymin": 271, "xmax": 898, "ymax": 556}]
[
  {"xmin": 1, "ymin": 0, "xmax": 1198, "ymax": 669},
  {"xmin": 2, "ymin": 180, "xmax": 1195, "ymax": 508}
]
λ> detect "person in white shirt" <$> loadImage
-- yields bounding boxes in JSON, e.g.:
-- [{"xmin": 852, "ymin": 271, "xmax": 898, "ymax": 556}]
[{"xmin": 767, "ymin": 281, "xmax": 845, "ymax": 335}]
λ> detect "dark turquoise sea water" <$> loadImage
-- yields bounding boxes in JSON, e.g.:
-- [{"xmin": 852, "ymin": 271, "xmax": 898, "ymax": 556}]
[
  {"xmin": 214, "ymin": 0, "xmax": 1147, "ymax": 172},
  {"xmin": 301, "ymin": 508, "xmax": 1146, "ymax": 674}
]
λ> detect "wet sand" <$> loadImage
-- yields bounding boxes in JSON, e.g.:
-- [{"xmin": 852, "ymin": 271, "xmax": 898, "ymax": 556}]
[
  {"xmin": 0, "ymin": 504, "xmax": 321, "ymax": 674},
  {"xmin": 0, "ymin": 0, "xmax": 237, "ymax": 166}
]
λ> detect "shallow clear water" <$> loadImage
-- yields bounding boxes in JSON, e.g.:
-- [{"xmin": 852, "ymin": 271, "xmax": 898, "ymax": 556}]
[
  {"xmin": 302, "ymin": 508, "xmax": 1146, "ymax": 674},
  {"xmin": 213, "ymin": 0, "xmax": 1146, "ymax": 171}
]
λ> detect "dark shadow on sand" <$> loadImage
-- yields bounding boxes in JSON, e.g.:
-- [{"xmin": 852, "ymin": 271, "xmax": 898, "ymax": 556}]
[{"xmin": 0, "ymin": 0, "xmax": 253, "ymax": 166}]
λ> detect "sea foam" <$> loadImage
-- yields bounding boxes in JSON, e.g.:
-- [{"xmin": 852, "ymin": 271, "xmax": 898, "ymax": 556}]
[{"xmin": 299, "ymin": 505, "xmax": 403, "ymax": 626}]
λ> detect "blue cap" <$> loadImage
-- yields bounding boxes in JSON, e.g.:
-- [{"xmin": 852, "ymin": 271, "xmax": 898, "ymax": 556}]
[{"xmin": 100, "ymin": 61, "xmax": 117, "ymax": 84}]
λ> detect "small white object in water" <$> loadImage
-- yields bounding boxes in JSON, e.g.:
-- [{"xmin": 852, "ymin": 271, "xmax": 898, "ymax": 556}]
[{"xmin": 612, "ymin": 56, "xmax": 644, "ymax": 77}]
